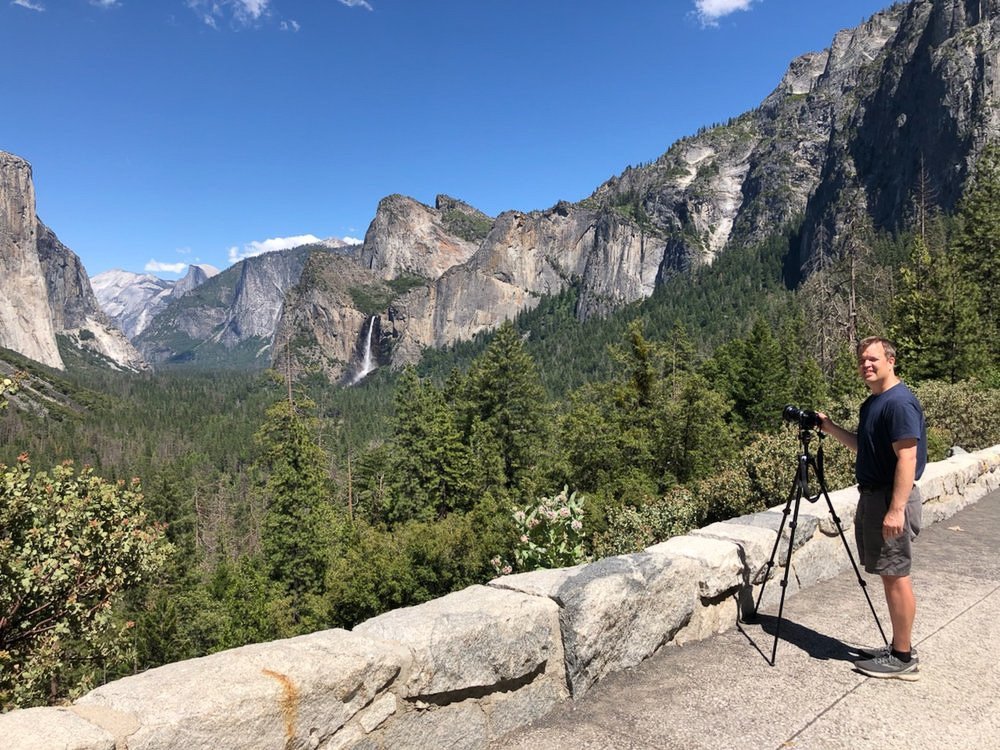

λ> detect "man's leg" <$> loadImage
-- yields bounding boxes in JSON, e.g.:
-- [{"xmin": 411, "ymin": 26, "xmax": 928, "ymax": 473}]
[{"xmin": 882, "ymin": 573, "xmax": 916, "ymax": 653}]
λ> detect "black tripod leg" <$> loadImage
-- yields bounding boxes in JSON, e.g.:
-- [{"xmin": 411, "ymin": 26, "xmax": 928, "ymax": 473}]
[
  {"xmin": 752, "ymin": 474, "xmax": 798, "ymax": 618},
  {"xmin": 768, "ymin": 491, "xmax": 803, "ymax": 666},
  {"xmin": 815, "ymin": 473, "xmax": 889, "ymax": 647}
]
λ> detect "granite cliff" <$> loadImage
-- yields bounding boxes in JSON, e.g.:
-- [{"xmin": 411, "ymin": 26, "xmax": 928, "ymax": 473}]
[
  {"xmin": 0, "ymin": 151, "xmax": 144, "ymax": 371},
  {"xmin": 6, "ymin": 0, "xmax": 1000, "ymax": 380},
  {"xmin": 284, "ymin": 0, "xmax": 1000, "ymax": 381},
  {"xmin": 92, "ymin": 264, "xmax": 220, "ymax": 340},
  {"xmin": 134, "ymin": 245, "xmax": 323, "ymax": 369},
  {"xmin": 0, "ymin": 152, "xmax": 62, "ymax": 369}
]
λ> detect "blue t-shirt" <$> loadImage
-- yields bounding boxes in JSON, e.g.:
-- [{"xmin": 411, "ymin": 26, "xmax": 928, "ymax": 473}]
[{"xmin": 856, "ymin": 382, "xmax": 927, "ymax": 487}]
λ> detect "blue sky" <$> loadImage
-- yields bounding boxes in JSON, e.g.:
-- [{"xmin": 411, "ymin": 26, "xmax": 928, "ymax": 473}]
[{"xmin": 2, "ymin": 0, "xmax": 892, "ymax": 278}]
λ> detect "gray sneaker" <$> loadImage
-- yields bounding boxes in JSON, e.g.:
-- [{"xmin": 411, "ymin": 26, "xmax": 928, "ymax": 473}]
[
  {"xmin": 854, "ymin": 652, "xmax": 920, "ymax": 681},
  {"xmin": 855, "ymin": 643, "xmax": 918, "ymax": 660}
]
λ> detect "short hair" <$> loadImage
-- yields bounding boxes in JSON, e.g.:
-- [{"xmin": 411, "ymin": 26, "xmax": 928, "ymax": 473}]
[{"xmin": 856, "ymin": 336, "xmax": 897, "ymax": 361}]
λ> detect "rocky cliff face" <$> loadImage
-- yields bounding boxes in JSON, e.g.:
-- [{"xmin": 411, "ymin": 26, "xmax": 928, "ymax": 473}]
[
  {"xmin": 590, "ymin": 0, "xmax": 1000, "ymax": 275},
  {"xmin": 286, "ymin": 0, "xmax": 1000, "ymax": 380},
  {"xmin": 135, "ymin": 246, "xmax": 316, "ymax": 368},
  {"xmin": 273, "ymin": 250, "xmax": 392, "ymax": 383},
  {"xmin": 0, "ymin": 152, "xmax": 64, "ymax": 369},
  {"xmin": 384, "ymin": 202, "xmax": 662, "ymax": 358},
  {"xmin": 359, "ymin": 194, "xmax": 487, "ymax": 281},
  {"xmin": 92, "ymin": 270, "xmax": 172, "ymax": 339},
  {"xmin": 36, "ymin": 221, "xmax": 146, "ymax": 371},
  {"xmin": 1, "ymin": 152, "xmax": 144, "ymax": 372},
  {"xmin": 92, "ymin": 264, "xmax": 220, "ymax": 340},
  {"xmin": 797, "ymin": 0, "xmax": 1000, "ymax": 267},
  {"xmin": 588, "ymin": 4, "xmax": 908, "ymax": 276}
]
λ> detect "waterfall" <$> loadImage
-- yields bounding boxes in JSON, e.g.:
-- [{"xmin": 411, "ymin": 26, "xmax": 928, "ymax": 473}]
[{"xmin": 350, "ymin": 316, "xmax": 376, "ymax": 385}]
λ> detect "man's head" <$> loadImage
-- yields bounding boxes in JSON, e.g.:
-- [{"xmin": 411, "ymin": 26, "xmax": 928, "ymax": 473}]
[{"xmin": 856, "ymin": 336, "xmax": 899, "ymax": 394}]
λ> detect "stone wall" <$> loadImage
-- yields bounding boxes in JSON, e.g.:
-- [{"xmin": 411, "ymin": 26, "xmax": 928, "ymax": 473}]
[{"xmin": 4, "ymin": 446, "xmax": 999, "ymax": 750}]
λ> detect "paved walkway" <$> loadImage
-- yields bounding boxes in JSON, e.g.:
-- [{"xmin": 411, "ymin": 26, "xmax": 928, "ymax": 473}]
[{"xmin": 493, "ymin": 489, "xmax": 1000, "ymax": 750}]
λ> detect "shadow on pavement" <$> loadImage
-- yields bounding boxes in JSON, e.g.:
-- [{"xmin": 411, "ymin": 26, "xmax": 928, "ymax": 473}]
[{"xmin": 738, "ymin": 613, "xmax": 865, "ymax": 664}]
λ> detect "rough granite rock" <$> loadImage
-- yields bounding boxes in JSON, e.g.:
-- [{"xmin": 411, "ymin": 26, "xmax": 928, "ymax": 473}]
[
  {"xmin": 75, "ymin": 629, "xmax": 410, "ymax": 750},
  {"xmin": 0, "ymin": 152, "xmax": 64, "ymax": 369},
  {"xmin": 354, "ymin": 585, "xmax": 565, "ymax": 700},
  {"xmin": 36, "ymin": 221, "xmax": 147, "ymax": 371}
]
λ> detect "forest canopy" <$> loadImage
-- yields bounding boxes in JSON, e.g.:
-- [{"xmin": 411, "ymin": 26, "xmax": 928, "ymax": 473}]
[{"xmin": 2, "ymin": 147, "xmax": 999, "ymax": 709}]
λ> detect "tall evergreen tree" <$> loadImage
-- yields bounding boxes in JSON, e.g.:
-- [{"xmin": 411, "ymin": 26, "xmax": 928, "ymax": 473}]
[
  {"xmin": 385, "ymin": 368, "xmax": 474, "ymax": 523},
  {"xmin": 458, "ymin": 323, "xmax": 550, "ymax": 498},
  {"xmin": 657, "ymin": 372, "xmax": 735, "ymax": 484},
  {"xmin": 254, "ymin": 394, "xmax": 338, "ymax": 624},
  {"xmin": 950, "ymin": 141, "xmax": 1000, "ymax": 366},
  {"xmin": 891, "ymin": 222, "xmax": 986, "ymax": 382},
  {"xmin": 708, "ymin": 318, "xmax": 790, "ymax": 433}
]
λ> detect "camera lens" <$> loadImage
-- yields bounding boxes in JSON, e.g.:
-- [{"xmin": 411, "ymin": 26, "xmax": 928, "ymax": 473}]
[
  {"xmin": 782, "ymin": 405, "xmax": 820, "ymax": 430},
  {"xmin": 782, "ymin": 404, "xmax": 802, "ymax": 423}
]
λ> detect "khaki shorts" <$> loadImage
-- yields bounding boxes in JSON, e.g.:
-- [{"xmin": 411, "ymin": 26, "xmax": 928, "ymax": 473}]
[{"xmin": 854, "ymin": 486, "xmax": 922, "ymax": 576}]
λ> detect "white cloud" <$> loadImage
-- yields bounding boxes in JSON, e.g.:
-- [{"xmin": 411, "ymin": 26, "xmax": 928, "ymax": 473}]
[
  {"xmin": 89, "ymin": 0, "xmax": 121, "ymax": 8},
  {"xmin": 12, "ymin": 0, "xmax": 45, "ymax": 11},
  {"xmin": 233, "ymin": 0, "xmax": 268, "ymax": 23},
  {"xmin": 694, "ymin": 0, "xmax": 755, "ymax": 27},
  {"xmin": 339, "ymin": 0, "xmax": 373, "ymax": 10},
  {"xmin": 227, "ymin": 234, "xmax": 323, "ymax": 264},
  {"xmin": 343, "ymin": 236, "xmax": 363, "ymax": 245},
  {"xmin": 146, "ymin": 260, "xmax": 188, "ymax": 274},
  {"xmin": 186, "ymin": 0, "xmax": 270, "ymax": 28},
  {"xmin": 280, "ymin": 19, "xmax": 300, "ymax": 32}
]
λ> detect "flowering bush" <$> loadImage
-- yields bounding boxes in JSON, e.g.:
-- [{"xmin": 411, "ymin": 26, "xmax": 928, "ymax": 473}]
[
  {"xmin": 1, "ymin": 373, "xmax": 23, "ymax": 410},
  {"xmin": 0, "ymin": 456, "xmax": 170, "ymax": 708},
  {"xmin": 492, "ymin": 486, "xmax": 587, "ymax": 575}
]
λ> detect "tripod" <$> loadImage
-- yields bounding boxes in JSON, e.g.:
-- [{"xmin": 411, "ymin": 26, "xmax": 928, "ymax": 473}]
[{"xmin": 751, "ymin": 427, "xmax": 887, "ymax": 665}]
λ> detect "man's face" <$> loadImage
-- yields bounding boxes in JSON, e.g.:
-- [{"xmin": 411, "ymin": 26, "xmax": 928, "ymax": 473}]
[{"xmin": 858, "ymin": 342, "xmax": 895, "ymax": 392}]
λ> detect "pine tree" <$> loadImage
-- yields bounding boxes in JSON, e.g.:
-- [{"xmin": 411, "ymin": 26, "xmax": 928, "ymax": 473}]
[
  {"xmin": 950, "ymin": 142, "xmax": 1000, "ymax": 366},
  {"xmin": 458, "ymin": 323, "xmax": 550, "ymax": 497},
  {"xmin": 890, "ymin": 158, "xmax": 988, "ymax": 383},
  {"xmin": 713, "ymin": 318, "xmax": 791, "ymax": 433},
  {"xmin": 891, "ymin": 226, "xmax": 986, "ymax": 382},
  {"xmin": 657, "ymin": 372, "xmax": 735, "ymax": 484},
  {"xmin": 385, "ymin": 368, "xmax": 474, "ymax": 523},
  {"xmin": 254, "ymin": 394, "xmax": 338, "ymax": 624}
]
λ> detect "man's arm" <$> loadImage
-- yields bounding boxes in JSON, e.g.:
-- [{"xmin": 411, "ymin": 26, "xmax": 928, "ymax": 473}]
[
  {"xmin": 817, "ymin": 413, "xmax": 858, "ymax": 453},
  {"xmin": 883, "ymin": 438, "xmax": 918, "ymax": 540}
]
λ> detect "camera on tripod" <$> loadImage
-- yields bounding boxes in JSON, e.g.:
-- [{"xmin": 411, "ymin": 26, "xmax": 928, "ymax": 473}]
[
  {"xmin": 782, "ymin": 404, "xmax": 821, "ymax": 431},
  {"xmin": 750, "ymin": 403, "xmax": 888, "ymax": 665}
]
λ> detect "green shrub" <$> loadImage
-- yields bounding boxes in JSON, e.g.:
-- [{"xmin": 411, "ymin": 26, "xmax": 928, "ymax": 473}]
[
  {"xmin": 0, "ymin": 457, "xmax": 170, "ymax": 708},
  {"xmin": 917, "ymin": 380, "xmax": 1000, "ymax": 453},
  {"xmin": 591, "ymin": 486, "xmax": 705, "ymax": 558},
  {"xmin": 695, "ymin": 428, "xmax": 855, "ymax": 524}
]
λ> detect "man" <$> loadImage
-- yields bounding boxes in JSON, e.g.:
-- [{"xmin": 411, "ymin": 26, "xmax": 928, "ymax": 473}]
[{"xmin": 818, "ymin": 336, "xmax": 927, "ymax": 681}]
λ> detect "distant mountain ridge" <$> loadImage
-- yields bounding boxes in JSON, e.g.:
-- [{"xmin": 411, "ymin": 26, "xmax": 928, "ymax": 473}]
[
  {"xmin": 282, "ymin": 0, "xmax": 1000, "ymax": 382},
  {"xmin": 133, "ymin": 246, "xmax": 321, "ymax": 369},
  {"xmin": 92, "ymin": 264, "xmax": 219, "ymax": 340},
  {"xmin": 4, "ymin": 0, "xmax": 1000, "ymax": 381}
]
